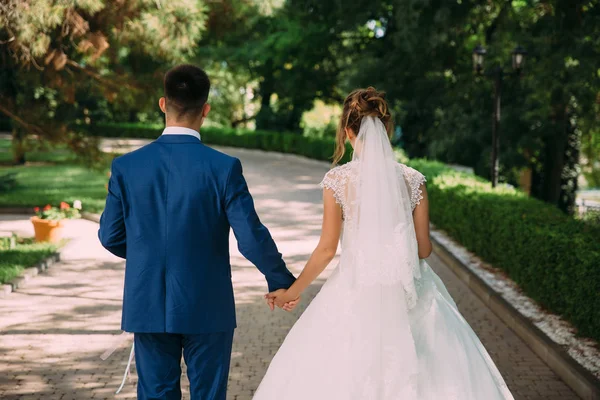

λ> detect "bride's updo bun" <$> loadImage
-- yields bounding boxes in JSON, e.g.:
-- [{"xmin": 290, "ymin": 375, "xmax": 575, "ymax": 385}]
[{"xmin": 333, "ymin": 87, "xmax": 393, "ymax": 165}]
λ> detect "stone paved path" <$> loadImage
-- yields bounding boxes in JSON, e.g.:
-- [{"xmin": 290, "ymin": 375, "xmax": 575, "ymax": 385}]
[{"xmin": 0, "ymin": 147, "xmax": 579, "ymax": 400}]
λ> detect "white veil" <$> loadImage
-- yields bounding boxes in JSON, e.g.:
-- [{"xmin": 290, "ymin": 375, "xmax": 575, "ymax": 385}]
[
  {"xmin": 336, "ymin": 116, "xmax": 422, "ymax": 398},
  {"xmin": 340, "ymin": 116, "xmax": 422, "ymax": 306}
]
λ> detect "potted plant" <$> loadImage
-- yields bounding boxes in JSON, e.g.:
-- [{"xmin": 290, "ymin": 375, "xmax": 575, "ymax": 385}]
[{"xmin": 31, "ymin": 201, "xmax": 81, "ymax": 243}]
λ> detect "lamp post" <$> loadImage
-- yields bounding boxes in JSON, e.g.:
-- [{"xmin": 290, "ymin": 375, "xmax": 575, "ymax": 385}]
[{"xmin": 473, "ymin": 45, "xmax": 527, "ymax": 188}]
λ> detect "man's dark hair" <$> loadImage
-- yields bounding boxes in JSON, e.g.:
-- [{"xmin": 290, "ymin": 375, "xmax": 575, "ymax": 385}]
[{"xmin": 164, "ymin": 64, "xmax": 210, "ymax": 119}]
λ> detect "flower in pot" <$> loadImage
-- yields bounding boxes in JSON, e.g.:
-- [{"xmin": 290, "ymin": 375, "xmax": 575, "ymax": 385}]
[{"xmin": 31, "ymin": 201, "xmax": 81, "ymax": 243}]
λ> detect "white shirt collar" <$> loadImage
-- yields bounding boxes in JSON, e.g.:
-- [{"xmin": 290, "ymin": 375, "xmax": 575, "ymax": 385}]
[{"xmin": 162, "ymin": 126, "xmax": 201, "ymax": 141}]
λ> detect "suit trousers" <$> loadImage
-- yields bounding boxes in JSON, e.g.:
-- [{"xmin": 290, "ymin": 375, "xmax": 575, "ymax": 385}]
[{"xmin": 134, "ymin": 331, "xmax": 234, "ymax": 400}]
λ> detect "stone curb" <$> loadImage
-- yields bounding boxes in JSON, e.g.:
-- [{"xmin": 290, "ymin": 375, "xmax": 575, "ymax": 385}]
[
  {"xmin": 81, "ymin": 211, "xmax": 100, "ymax": 223},
  {"xmin": 431, "ymin": 235, "xmax": 600, "ymax": 400},
  {"xmin": 1, "ymin": 252, "xmax": 61, "ymax": 299}
]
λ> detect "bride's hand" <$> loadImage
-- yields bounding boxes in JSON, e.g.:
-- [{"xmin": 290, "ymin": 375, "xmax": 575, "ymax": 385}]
[
  {"xmin": 265, "ymin": 289, "xmax": 300, "ymax": 311},
  {"xmin": 282, "ymin": 297, "xmax": 300, "ymax": 312}
]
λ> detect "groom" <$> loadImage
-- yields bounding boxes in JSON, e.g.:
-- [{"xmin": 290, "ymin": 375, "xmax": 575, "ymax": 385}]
[{"xmin": 99, "ymin": 64, "xmax": 296, "ymax": 400}]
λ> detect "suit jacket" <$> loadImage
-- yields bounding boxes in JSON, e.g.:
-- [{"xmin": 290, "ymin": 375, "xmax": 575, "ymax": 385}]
[{"xmin": 98, "ymin": 133, "xmax": 296, "ymax": 333}]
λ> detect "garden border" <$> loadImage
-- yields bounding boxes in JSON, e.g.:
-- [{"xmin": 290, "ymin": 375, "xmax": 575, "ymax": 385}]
[
  {"xmin": 431, "ymin": 230, "xmax": 600, "ymax": 400},
  {"xmin": 1, "ymin": 252, "xmax": 61, "ymax": 299},
  {"xmin": 0, "ymin": 208, "xmax": 62, "ymax": 298}
]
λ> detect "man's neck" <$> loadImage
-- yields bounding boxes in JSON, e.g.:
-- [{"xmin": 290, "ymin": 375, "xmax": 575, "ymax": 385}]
[{"xmin": 165, "ymin": 122, "xmax": 200, "ymax": 132}]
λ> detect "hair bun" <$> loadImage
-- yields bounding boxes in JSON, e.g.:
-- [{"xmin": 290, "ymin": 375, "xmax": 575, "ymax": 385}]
[
  {"xmin": 334, "ymin": 86, "xmax": 394, "ymax": 164},
  {"xmin": 351, "ymin": 86, "xmax": 389, "ymax": 120}
]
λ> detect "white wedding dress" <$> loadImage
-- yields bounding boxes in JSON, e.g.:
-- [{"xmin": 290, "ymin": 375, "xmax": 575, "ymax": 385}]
[{"xmin": 253, "ymin": 117, "xmax": 514, "ymax": 400}]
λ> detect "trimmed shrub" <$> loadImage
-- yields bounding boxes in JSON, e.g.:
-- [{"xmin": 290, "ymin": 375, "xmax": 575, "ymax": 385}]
[{"xmin": 407, "ymin": 158, "xmax": 600, "ymax": 341}]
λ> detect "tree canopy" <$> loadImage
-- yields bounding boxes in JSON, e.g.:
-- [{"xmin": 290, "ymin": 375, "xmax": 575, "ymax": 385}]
[
  {"xmin": 1, "ymin": 0, "xmax": 598, "ymax": 213},
  {"xmin": 0, "ymin": 0, "xmax": 206, "ymax": 164}
]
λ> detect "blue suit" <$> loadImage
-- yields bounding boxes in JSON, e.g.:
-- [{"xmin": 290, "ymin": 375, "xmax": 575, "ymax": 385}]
[{"xmin": 99, "ymin": 132, "xmax": 295, "ymax": 399}]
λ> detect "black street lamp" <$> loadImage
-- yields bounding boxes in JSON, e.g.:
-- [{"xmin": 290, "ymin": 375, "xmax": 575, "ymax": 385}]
[
  {"xmin": 472, "ymin": 44, "xmax": 486, "ymax": 74},
  {"xmin": 473, "ymin": 44, "xmax": 527, "ymax": 188}
]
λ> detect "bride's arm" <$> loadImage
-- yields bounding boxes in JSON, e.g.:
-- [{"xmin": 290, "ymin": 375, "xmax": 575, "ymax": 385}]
[
  {"xmin": 269, "ymin": 188, "xmax": 342, "ymax": 308},
  {"xmin": 413, "ymin": 184, "xmax": 433, "ymax": 259}
]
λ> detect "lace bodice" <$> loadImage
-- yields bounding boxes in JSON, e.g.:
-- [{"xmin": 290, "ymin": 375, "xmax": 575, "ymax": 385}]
[{"xmin": 319, "ymin": 161, "xmax": 426, "ymax": 218}]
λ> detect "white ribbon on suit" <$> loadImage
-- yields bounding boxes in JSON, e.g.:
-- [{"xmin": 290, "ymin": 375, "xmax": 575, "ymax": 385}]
[{"xmin": 100, "ymin": 331, "xmax": 134, "ymax": 394}]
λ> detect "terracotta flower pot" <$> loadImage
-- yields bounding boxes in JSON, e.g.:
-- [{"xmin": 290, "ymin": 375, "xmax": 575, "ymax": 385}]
[{"xmin": 31, "ymin": 216, "xmax": 64, "ymax": 243}]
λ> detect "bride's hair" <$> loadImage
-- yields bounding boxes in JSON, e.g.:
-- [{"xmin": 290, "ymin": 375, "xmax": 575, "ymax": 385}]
[{"xmin": 333, "ymin": 87, "xmax": 393, "ymax": 165}]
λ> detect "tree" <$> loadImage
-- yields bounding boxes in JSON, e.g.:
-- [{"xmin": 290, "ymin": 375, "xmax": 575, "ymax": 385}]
[
  {"xmin": 199, "ymin": 0, "xmax": 358, "ymax": 132},
  {"xmin": 0, "ymin": 0, "xmax": 207, "ymax": 164},
  {"xmin": 504, "ymin": 0, "xmax": 600, "ymax": 213},
  {"xmin": 341, "ymin": 0, "xmax": 600, "ymax": 213}
]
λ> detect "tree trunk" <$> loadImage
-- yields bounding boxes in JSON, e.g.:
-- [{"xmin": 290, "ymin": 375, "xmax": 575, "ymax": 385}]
[
  {"xmin": 1, "ymin": 46, "xmax": 24, "ymax": 165},
  {"xmin": 284, "ymin": 101, "xmax": 307, "ymax": 134},
  {"xmin": 540, "ymin": 129, "xmax": 567, "ymax": 206},
  {"xmin": 558, "ymin": 111, "xmax": 580, "ymax": 215},
  {"xmin": 538, "ymin": 88, "xmax": 569, "ymax": 207},
  {"xmin": 12, "ymin": 127, "xmax": 26, "ymax": 165},
  {"xmin": 255, "ymin": 61, "xmax": 275, "ymax": 131}
]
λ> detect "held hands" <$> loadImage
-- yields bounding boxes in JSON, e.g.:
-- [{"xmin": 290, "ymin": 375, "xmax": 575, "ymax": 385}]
[{"xmin": 264, "ymin": 289, "xmax": 301, "ymax": 312}]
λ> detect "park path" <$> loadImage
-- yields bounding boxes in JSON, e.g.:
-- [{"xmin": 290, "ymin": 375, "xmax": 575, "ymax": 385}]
[{"xmin": 0, "ymin": 147, "xmax": 579, "ymax": 400}]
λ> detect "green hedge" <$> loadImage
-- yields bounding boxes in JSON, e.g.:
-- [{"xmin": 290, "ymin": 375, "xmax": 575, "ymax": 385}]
[
  {"xmin": 86, "ymin": 122, "xmax": 353, "ymax": 164},
  {"xmin": 89, "ymin": 121, "xmax": 599, "ymax": 340},
  {"xmin": 406, "ymin": 158, "xmax": 600, "ymax": 341}
]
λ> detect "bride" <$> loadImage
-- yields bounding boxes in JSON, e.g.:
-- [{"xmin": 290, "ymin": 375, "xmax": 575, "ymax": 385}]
[{"xmin": 254, "ymin": 87, "xmax": 514, "ymax": 400}]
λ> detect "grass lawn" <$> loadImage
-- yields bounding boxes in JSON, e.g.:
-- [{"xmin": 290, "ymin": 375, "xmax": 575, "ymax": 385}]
[
  {"xmin": 0, "ymin": 237, "xmax": 58, "ymax": 284},
  {"xmin": 0, "ymin": 138, "xmax": 112, "ymax": 213},
  {"xmin": 0, "ymin": 138, "xmax": 76, "ymax": 164},
  {"xmin": 0, "ymin": 163, "xmax": 111, "ymax": 213}
]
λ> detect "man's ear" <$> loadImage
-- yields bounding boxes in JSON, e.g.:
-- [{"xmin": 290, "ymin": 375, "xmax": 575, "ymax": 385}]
[
  {"xmin": 159, "ymin": 97, "xmax": 167, "ymax": 114},
  {"xmin": 202, "ymin": 103, "xmax": 211, "ymax": 118}
]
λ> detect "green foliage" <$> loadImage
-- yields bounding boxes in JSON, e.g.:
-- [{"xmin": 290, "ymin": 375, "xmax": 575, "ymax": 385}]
[
  {"xmin": 199, "ymin": 0, "xmax": 348, "ymax": 132},
  {"xmin": 581, "ymin": 127, "xmax": 600, "ymax": 188},
  {"xmin": 86, "ymin": 122, "xmax": 164, "ymax": 139},
  {"xmin": 0, "ymin": 0, "xmax": 208, "ymax": 162},
  {"xmin": 0, "ymin": 237, "xmax": 58, "ymax": 284},
  {"xmin": 0, "ymin": 172, "xmax": 17, "ymax": 193},
  {"xmin": 341, "ymin": 0, "xmax": 600, "ymax": 211},
  {"xmin": 34, "ymin": 203, "xmax": 80, "ymax": 221},
  {"xmin": 580, "ymin": 210, "xmax": 600, "ymax": 226},
  {"xmin": 407, "ymin": 158, "xmax": 600, "ymax": 341}
]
